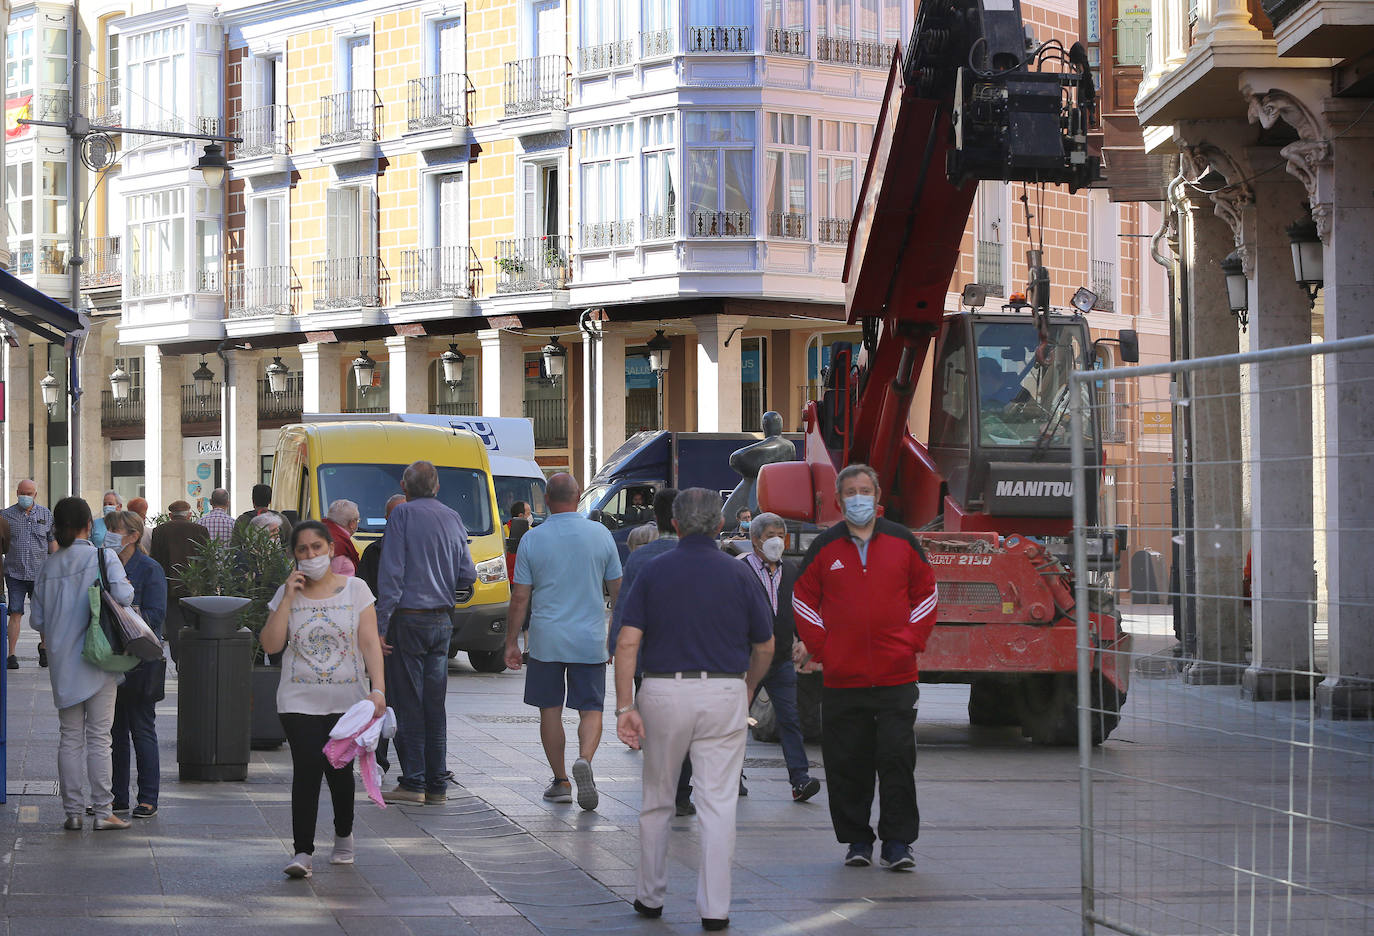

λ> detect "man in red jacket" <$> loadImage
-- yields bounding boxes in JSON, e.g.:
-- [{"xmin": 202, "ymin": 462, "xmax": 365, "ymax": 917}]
[{"xmin": 792, "ymin": 463, "xmax": 938, "ymax": 871}]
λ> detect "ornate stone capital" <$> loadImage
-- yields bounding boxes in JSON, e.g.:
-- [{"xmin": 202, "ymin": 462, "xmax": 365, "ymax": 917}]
[
  {"xmin": 1279, "ymin": 139, "xmax": 1334, "ymax": 241},
  {"xmin": 1176, "ymin": 135, "xmax": 1255, "ymax": 262},
  {"xmin": 1240, "ymin": 75, "xmax": 1334, "ymax": 243}
]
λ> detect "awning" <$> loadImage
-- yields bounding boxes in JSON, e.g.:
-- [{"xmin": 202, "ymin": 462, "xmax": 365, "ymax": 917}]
[{"xmin": 0, "ymin": 268, "xmax": 84, "ymax": 343}]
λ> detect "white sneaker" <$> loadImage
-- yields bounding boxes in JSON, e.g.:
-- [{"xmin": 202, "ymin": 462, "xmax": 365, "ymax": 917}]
[
  {"xmin": 329, "ymin": 834, "xmax": 355, "ymax": 865},
  {"xmin": 572, "ymin": 757, "xmax": 599, "ymax": 811},
  {"xmin": 284, "ymin": 853, "xmax": 313, "ymax": 878}
]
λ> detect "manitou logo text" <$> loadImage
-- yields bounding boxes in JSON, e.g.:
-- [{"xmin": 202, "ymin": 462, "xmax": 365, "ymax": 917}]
[{"xmin": 995, "ymin": 480, "xmax": 1073, "ymax": 497}]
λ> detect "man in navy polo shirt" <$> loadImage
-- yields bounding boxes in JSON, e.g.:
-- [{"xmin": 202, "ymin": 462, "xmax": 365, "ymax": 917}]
[
  {"xmin": 614, "ymin": 487, "xmax": 775, "ymax": 932},
  {"xmin": 504, "ymin": 472, "xmax": 622, "ymax": 811}
]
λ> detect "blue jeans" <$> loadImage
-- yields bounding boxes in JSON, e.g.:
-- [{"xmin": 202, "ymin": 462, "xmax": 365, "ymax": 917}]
[
  {"xmin": 757, "ymin": 659, "xmax": 811, "ymax": 785},
  {"xmin": 388, "ymin": 611, "xmax": 452, "ymax": 793},
  {"xmin": 111, "ymin": 693, "xmax": 159, "ymax": 808}
]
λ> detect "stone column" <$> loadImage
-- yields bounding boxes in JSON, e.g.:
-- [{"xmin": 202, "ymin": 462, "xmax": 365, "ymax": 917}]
[
  {"xmin": 597, "ymin": 330, "xmax": 626, "ymax": 467},
  {"xmin": 478, "ymin": 328, "xmax": 524, "ymax": 418},
  {"xmin": 75, "ymin": 328, "xmax": 109, "ymax": 506},
  {"xmin": 1240, "ymin": 172, "xmax": 1316, "ymax": 701},
  {"xmin": 3, "ymin": 340, "xmax": 32, "ymax": 497},
  {"xmin": 144, "ymin": 346, "xmax": 183, "ymax": 513},
  {"xmin": 1181, "ymin": 207, "xmax": 1247, "ymax": 683},
  {"xmin": 301, "ymin": 343, "xmax": 344, "ymax": 414},
  {"xmin": 385, "ymin": 336, "xmax": 430, "ymax": 414},
  {"xmin": 225, "ymin": 349, "xmax": 259, "ymax": 515},
  {"xmin": 694, "ymin": 314, "xmax": 747, "ymax": 433},
  {"xmin": 1315, "ymin": 106, "xmax": 1374, "ymax": 719}
]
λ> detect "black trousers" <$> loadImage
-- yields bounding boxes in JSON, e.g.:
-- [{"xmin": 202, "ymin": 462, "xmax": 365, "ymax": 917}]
[
  {"xmin": 820, "ymin": 682, "xmax": 919, "ymax": 846},
  {"xmin": 280, "ymin": 712, "xmax": 355, "ymax": 856}
]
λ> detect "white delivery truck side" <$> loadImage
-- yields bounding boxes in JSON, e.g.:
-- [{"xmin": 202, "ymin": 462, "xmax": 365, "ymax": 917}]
[{"xmin": 392, "ymin": 414, "xmax": 547, "ymax": 524}]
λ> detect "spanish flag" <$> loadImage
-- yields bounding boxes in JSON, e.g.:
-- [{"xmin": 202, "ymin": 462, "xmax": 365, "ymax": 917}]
[{"xmin": 5, "ymin": 96, "xmax": 33, "ymax": 140}]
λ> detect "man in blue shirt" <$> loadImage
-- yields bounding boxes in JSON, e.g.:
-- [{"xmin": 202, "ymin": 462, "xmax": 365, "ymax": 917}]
[
  {"xmin": 614, "ymin": 487, "xmax": 774, "ymax": 931},
  {"xmin": 504, "ymin": 473, "xmax": 621, "ymax": 811},
  {"xmin": 4, "ymin": 479, "xmax": 56, "ymax": 669},
  {"xmin": 377, "ymin": 461, "xmax": 477, "ymax": 805}
]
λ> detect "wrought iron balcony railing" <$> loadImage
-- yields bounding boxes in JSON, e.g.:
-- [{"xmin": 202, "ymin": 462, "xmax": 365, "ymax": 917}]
[
  {"xmin": 226, "ymin": 265, "xmax": 297, "ymax": 317},
  {"xmin": 686, "ymin": 25, "xmax": 751, "ymax": 53},
  {"xmin": 80, "ymin": 236, "xmax": 122, "ymax": 289},
  {"xmin": 816, "ymin": 35, "xmax": 894, "ymax": 67},
  {"xmin": 578, "ymin": 39, "xmax": 633, "ymax": 72},
  {"xmin": 523, "ymin": 397, "xmax": 568, "ymax": 448},
  {"xmin": 640, "ymin": 29, "xmax": 674, "ymax": 57},
  {"xmin": 129, "ymin": 270, "xmax": 184, "ymax": 298},
  {"xmin": 400, "ymin": 246, "xmax": 481, "ymax": 302},
  {"xmin": 768, "ymin": 211, "xmax": 808, "ymax": 239},
  {"xmin": 231, "ymin": 104, "xmax": 292, "ymax": 158},
  {"xmin": 641, "ymin": 212, "xmax": 676, "ymax": 241},
  {"xmin": 1091, "ymin": 259, "xmax": 1116, "ymax": 311},
  {"xmin": 579, "ymin": 220, "xmax": 635, "ymax": 249},
  {"xmin": 312, "ymin": 255, "xmax": 384, "ymax": 309},
  {"xmin": 100, "ymin": 390, "xmax": 144, "ymax": 429},
  {"xmin": 435, "ymin": 400, "xmax": 479, "ymax": 416},
  {"xmin": 687, "ymin": 209, "xmax": 751, "ymax": 237},
  {"xmin": 181, "ymin": 382, "xmax": 223, "ymax": 423},
  {"xmin": 503, "ymin": 56, "xmax": 569, "ymax": 117},
  {"xmin": 766, "ymin": 27, "xmax": 808, "ymax": 56},
  {"xmin": 407, "ymin": 73, "xmax": 474, "ymax": 131},
  {"xmin": 1113, "ymin": 18, "xmax": 1149, "ymax": 67},
  {"xmin": 257, "ymin": 373, "xmax": 304, "ymax": 421},
  {"xmin": 817, "ymin": 216, "xmax": 851, "ymax": 244},
  {"xmin": 495, "ymin": 235, "xmax": 570, "ymax": 293},
  {"xmin": 319, "ymin": 89, "xmax": 381, "ymax": 145},
  {"xmin": 87, "ymin": 79, "xmax": 119, "ymax": 124}
]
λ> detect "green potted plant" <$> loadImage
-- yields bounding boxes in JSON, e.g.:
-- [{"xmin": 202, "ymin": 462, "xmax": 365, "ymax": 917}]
[
  {"xmin": 496, "ymin": 255, "xmax": 525, "ymax": 276},
  {"xmin": 180, "ymin": 524, "xmax": 295, "ymax": 748}
]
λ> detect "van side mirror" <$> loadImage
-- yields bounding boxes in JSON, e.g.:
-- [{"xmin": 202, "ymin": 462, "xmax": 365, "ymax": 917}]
[{"xmin": 1117, "ymin": 329, "xmax": 1139, "ymax": 363}]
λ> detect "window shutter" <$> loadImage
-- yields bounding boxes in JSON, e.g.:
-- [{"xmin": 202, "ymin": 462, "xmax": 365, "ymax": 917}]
[
  {"xmin": 366, "ymin": 186, "xmax": 379, "ymax": 258},
  {"xmin": 439, "ymin": 173, "xmax": 464, "ymax": 245},
  {"xmin": 522, "ymin": 161, "xmax": 538, "ymax": 238},
  {"xmin": 267, "ymin": 195, "xmax": 285, "ymax": 267},
  {"xmin": 325, "ymin": 187, "xmax": 342, "ymax": 258}
]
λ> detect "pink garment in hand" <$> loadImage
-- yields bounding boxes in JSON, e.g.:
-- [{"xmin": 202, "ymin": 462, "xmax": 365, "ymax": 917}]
[{"xmin": 324, "ymin": 701, "xmax": 396, "ymax": 808}]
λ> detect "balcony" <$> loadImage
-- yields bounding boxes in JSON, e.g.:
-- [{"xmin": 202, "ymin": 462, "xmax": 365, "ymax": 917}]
[
  {"xmin": 226, "ymin": 265, "xmax": 297, "ymax": 318},
  {"xmin": 39, "ymin": 240, "xmax": 68, "ymax": 276},
  {"xmin": 1113, "ymin": 18, "xmax": 1150, "ymax": 66},
  {"xmin": 399, "ymin": 246, "xmax": 481, "ymax": 303},
  {"xmin": 36, "ymin": 90, "xmax": 70, "ymax": 121},
  {"xmin": 435, "ymin": 400, "xmax": 479, "ymax": 416},
  {"xmin": 318, "ymin": 90, "xmax": 381, "ymax": 162},
  {"xmin": 100, "ymin": 390, "xmax": 144, "ymax": 436},
  {"xmin": 1091, "ymin": 259, "xmax": 1116, "ymax": 311},
  {"xmin": 128, "ymin": 270, "xmax": 184, "ymax": 298},
  {"xmin": 1264, "ymin": 0, "xmax": 1374, "ymax": 56},
  {"xmin": 88, "ymin": 79, "xmax": 119, "ymax": 124},
  {"xmin": 312, "ymin": 256, "xmax": 384, "ymax": 310},
  {"xmin": 767, "ymin": 211, "xmax": 808, "ymax": 239},
  {"xmin": 641, "ymin": 29, "xmax": 674, "ymax": 57},
  {"xmin": 688, "ymin": 209, "xmax": 752, "ymax": 237},
  {"xmin": 766, "ymin": 27, "xmax": 808, "ymax": 56},
  {"xmin": 182, "ymin": 382, "xmax": 222, "ymax": 430},
  {"xmin": 686, "ymin": 25, "xmax": 751, "ymax": 53},
  {"xmin": 641, "ymin": 212, "xmax": 676, "ymax": 241},
  {"xmin": 816, "ymin": 35, "xmax": 894, "ymax": 67},
  {"xmin": 976, "ymin": 240, "xmax": 1005, "ymax": 297},
  {"xmin": 230, "ymin": 104, "xmax": 292, "ymax": 175},
  {"xmin": 407, "ymin": 73, "xmax": 475, "ymax": 145},
  {"xmin": 579, "ymin": 220, "xmax": 635, "ymax": 249},
  {"xmin": 524, "ymin": 397, "xmax": 568, "ymax": 448},
  {"xmin": 496, "ymin": 235, "xmax": 570, "ymax": 293},
  {"xmin": 578, "ymin": 39, "xmax": 633, "ymax": 72},
  {"xmin": 817, "ymin": 216, "xmax": 851, "ymax": 245},
  {"xmin": 258, "ymin": 373, "xmax": 303, "ymax": 426},
  {"xmin": 80, "ymin": 236, "xmax": 122, "ymax": 290},
  {"xmin": 502, "ymin": 56, "xmax": 569, "ymax": 135}
]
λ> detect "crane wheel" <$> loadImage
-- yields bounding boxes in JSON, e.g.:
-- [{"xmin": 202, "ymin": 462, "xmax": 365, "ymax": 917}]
[
  {"xmin": 1019, "ymin": 673, "xmax": 1124, "ymax": 746},
  {"xmin": 968, "ymin": 678, "xmax": 1024, "ymax": 727}
]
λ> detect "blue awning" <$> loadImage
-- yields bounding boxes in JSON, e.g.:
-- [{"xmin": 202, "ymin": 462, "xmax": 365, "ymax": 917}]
[{"xmin": 0, "ymin": 268, "xmax": 84, "ymax": 343}]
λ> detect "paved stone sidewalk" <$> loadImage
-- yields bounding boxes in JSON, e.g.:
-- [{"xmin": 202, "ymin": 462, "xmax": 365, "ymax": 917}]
[{"xmin": 2, "ymin": 627, "xmax": 1094, "ymax": 935}]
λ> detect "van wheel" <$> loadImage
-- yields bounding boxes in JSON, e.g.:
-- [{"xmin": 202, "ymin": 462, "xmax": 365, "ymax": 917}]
[{"xmin": 467, "ymin": 649, "xmax": 507, "ymax": 673}]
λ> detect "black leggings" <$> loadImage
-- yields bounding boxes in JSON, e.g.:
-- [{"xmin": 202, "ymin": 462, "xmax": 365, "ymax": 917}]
[{"xmin": 280, "ymin": 712, "xmax": 355, "ymax": 856}]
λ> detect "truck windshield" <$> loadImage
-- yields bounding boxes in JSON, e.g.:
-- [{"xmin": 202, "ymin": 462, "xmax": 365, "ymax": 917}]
[
  {"xmin": 495, "ymin": 476, "xmax": 548, "ymax": 523},
  {"xmin": 317, "ymin": 463, "xmax": 494, "ymax": 536},
  {"xmin": 973, "ymin": 321, "xmax": 1093, "ymax": 447},
  {"xmin": 578, "ymin": 483, "xmax": 611, "ymax": 516}
]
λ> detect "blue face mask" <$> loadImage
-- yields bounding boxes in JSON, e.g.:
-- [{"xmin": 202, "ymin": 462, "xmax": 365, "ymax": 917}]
[
  {"xmin": 738, "ymin": 519, "xmax": 751, "ymax": 532},
  {"xmin": 842, "ymin": 494, "xmax": 876, "ymax": 526},
  {"xmin": 104, "ymin": 531, "xmax": 126, "ymax": 550},
  {"xmin": 103, "ymin": 504, "xmax": 118, "ymax": 515},
  {"xmin": 16, "ymin": 494, "xmax": 33, "ymax": 509}
]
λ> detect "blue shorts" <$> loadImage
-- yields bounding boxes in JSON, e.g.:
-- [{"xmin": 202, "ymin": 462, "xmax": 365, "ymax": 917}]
[
  {"xmin": 6, "ymin": 577, "xmax": 33, "ymax": 615},
  {"xmin": 523, "ymin": 657, "xmax": 607, "ymax": 712}
]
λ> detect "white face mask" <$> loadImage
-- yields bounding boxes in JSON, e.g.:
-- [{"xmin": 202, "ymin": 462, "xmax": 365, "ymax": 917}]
[
  {"xmin": 297, "ymin": 555, "xmax": 331, "ymax": 581},
  {"xmin": 760, "ymin": 536, "xmax": 785, "ymax": 563}
]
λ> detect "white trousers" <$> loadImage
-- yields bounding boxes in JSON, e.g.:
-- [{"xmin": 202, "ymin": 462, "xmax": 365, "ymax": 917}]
[
  {"xmin": 637, "ymin": 675, "xmax": 748, "ymax": 920},
  {"xmin": 57, "ymin": 678, "xmax": 118, "ymax": 818}
]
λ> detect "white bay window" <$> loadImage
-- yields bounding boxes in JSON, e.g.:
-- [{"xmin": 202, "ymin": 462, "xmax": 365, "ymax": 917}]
[
  {"xmin": 765, "ymin": 113, "xmax": 808, "ymax": 239},
  {"xmin": 579, "ymin": 0, "xmax": 633, "ymax": 70},
  {"xmin": 816, "ymin": 118, "xmax": 872, "ymax": 244},
  {"xmin": 579, "ymin": 123, "xmax": 634, "ymax": 248},
  {"xmin": 128, "ymin": 189, "xmax": 185, "ymax": 297},
  {"xmin": 642, "ymin": 113, "xmax": 676, "ymax": 240},
  {"xmin": 686, "ymin": 111, "xmax": 753, "ymax": 237}
]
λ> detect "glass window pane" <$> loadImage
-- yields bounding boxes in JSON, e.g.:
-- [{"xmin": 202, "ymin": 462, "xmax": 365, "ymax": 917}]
[
  {"xmin": 731, "ymin": 111, "xmax": 754, "ymax": 141},
  {"xmin": 766, "ymin": 151, "xmax": 782, "ymax": 215},
  {"xmin": 688, "ymin": 149, "xmax": 718, "ymax": 211},
  {"xmin": 722, "ymin": 149, "xmax": 751, "ymax": 214},
  {"xmin": 788, "ymin": 152, "xmax": 806, "ymax": 213}
]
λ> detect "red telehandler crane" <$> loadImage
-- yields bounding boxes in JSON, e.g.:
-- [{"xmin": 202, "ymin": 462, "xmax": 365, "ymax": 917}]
[{"xmin": 758, "ymin": 0, "xmax": 1136, "ymax": 743}]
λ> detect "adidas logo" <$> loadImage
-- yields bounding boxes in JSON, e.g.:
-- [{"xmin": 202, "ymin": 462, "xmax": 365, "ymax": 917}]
[{"xmin": 829, "ymin": 559, "xmax": 844, "ymax": 571}]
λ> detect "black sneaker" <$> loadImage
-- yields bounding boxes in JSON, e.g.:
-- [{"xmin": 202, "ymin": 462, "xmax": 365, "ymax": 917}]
[
  {"xmin": 843, "ymin": 843, "xmax": 873, "ymax": 867},
  {"xmin": 880, "ymin": 840, "xmax": 915, "ymax": 871},
  {"xmin": 37, "ymin": 647, "xmax": 47, "ymax": 668},
  {"xmin": 6, "ymin": 655, "xmax": 17, "ymax": 670},
  {"xmin": 633, "ymin": 899, "xmax": 663, "ymax": 919},
  {"xmin": 675, "ymin": 798, "xmax": 696, "ymax": 817},
  {"xmin": 791, "ymin": 778, "xmax": 821, "ymax": 802},
  {"xmin": 131, "ymin": 804, "xmax": 158, "ymax": 818}
]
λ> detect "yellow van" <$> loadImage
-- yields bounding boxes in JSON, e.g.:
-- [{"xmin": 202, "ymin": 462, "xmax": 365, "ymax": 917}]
[{"xmin": 270, "ymin": 421, "xmax": 511, "ymax": 672}]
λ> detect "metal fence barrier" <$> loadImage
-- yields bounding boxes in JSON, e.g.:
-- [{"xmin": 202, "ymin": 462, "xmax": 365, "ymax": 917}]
[{"xmin": 1071, "ymin": 335, "xmax": 1374, "ymax": 936}]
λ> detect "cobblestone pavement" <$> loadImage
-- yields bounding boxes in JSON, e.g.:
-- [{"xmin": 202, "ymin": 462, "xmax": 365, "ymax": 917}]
[{"xmin": 1, "ymin": 628, "xmax": 1101, "ymax": 935}]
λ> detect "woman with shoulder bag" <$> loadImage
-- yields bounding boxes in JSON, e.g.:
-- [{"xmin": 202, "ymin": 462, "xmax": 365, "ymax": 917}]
[
  {"xmin": 261, "ymin": 520, "xmax": 386, "ymax": 879},
  {"xmin": 106, "ymin": 509, "xmax": 167, "ymax": 819},
  {"xmin": 29, "ymin": 497, "xmax": 136, "ymax": 831}
]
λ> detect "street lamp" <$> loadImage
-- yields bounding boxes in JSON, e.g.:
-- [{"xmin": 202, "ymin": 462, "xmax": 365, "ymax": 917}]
[
  {"xmin": 646, "ymin": 329, "xmax": 672, "ymax": 375},
  {"xmin": 541, "ymin": 336, "xmax": 567, "ymax": 381},
  {"xmin": 191, "ymin": 358, "xmax": 216, "ymax": 400},
  {"xmin": 352, "ymin": 347, "xmax": 376, "ymax": 396},
  {"xmin": 441, "ymin": 343, "xmax": 466, "ymax": 389},
  {"xmin": 265, "ymin": 355, "xmax": 290, "ymax": 396},
  {"xmin": 1220, "ymin": 251, "xmax": 1248, "ymax": 332},
  {"xmin": 39, "ymin": 371, "xmax": 60, "ymax": 416},
  {"xmin": 109, "ymin": 362, "xmax": 132, "ymax": 403},
  {"xmin": 195, "ymin": 143, "xmax": 229, "ymax": 187},
  {"xmin": 1286, "ymin": 206, "xmax": 1324, "ymax": 309}
]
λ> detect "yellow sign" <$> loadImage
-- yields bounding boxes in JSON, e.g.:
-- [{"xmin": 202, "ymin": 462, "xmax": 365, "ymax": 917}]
[{"xmin": 1142, "ymin": 412, "xmax": 1172, "ymax": 433}]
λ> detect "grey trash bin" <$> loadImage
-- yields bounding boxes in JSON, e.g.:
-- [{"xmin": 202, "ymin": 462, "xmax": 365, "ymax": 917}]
[
  {"xmin": 177, "ymin": 596, "xmax": 253, "ymax": 781},
  {"xmin": 1131, "ymin": 548, "xmax": 1165, "ymax": 604}
]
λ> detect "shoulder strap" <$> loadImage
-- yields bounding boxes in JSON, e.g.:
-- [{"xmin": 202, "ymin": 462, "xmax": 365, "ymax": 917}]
[{"xmin": 97, "ymin": 546, "xmax": 111, "ymax": 591}]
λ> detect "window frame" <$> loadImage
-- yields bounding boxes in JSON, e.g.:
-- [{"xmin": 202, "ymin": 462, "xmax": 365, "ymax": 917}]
[
  {"xmin": 765, "ymin": 112, "xmax": 809, "ymax": 239},
  {"xmin": 684, "ymin": 110, "xmax": 756, "ymax": 238}
]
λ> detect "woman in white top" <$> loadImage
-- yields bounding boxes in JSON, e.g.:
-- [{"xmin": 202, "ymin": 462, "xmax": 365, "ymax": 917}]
[{"xmin": 262, "ymin": 520, "xmax": 386, "ymax": 879}]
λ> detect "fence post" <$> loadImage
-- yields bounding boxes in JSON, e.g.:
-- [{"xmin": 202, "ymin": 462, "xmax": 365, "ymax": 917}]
[{"xmin": 1071, "ymin": 370, "xmax": 1094, "ymax": 936}]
